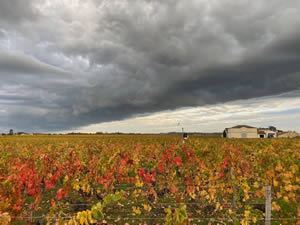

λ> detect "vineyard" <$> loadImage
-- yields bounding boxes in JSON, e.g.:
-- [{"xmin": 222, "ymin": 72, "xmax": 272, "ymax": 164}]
[{"xmin": 0, "ymin": 135, "xmax": 299, "ymax": 225}]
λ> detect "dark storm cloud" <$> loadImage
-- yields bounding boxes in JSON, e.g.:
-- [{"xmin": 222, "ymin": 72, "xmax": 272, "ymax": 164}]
[
  {"xmin": 162, "ymin": 33, "xmax": 300, "ymax": 106},
  {"xmin": 0, "ymin": 0, "xmax": 300, "ymax": 132}
]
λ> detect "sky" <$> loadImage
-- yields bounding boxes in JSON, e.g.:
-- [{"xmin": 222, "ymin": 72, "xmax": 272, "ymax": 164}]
[{"xmin": 0, "ymin": 0, "xmax": 300, "ymax": 133}]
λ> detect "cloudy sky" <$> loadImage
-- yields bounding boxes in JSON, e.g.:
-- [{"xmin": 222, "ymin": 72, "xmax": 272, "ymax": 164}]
[{"xmin": 0, "ymin": 0, "xmax": 300, "ymax": 133}]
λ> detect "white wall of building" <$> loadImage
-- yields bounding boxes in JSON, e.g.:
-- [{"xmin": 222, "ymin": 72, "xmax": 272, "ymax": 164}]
[{"xmin": 227, "ymin": 127, "xmax": 258, "ymax": 138}]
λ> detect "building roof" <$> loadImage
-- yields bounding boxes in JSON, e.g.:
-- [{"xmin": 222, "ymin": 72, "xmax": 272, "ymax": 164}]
[
  {"xmin": 231, "ymin": 125, "xmax": 256, "ymax": 129},
  {"xmin": 258, "ymin": 128, "xmax": 269, "ymax": 131},
  {"xmin": 223, "ymin": 125, "xmax": 257, "ymax": 132},
  {"xmin": 258, "ymin": 128, "xmax": 277, "ymax": 132},
  {"xmin": 278, "ymin": 131, "xmax": 297, "ymax": 135}
]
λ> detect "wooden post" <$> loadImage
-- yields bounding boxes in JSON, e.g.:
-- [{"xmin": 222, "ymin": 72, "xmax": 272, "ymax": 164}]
[
  {"xmin": 182, "ymin": 127, "xmax": 185, "ymax": 144},
  {"xmin": 265, "ymin": 185, "xmax": 272, "ymax": 225},
  {"xmin": 230, "ymin": 167, "xmax": 237, "ymax": 209}
]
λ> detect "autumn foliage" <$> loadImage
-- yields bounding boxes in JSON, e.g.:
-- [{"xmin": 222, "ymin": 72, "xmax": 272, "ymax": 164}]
[{"xmin": 0, "ymin": 135, "xmax": 299, "ymax": 224}]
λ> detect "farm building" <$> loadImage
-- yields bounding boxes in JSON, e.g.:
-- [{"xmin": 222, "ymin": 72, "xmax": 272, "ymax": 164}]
[
  {"xmin": 223, "ymin": 125, "xmax": 258, "ymax": 138},
  {"xmin": 257, "ymin": 128, "xmax": 277, "ymax": 138},
  {"xmin": 277, "ymin": 131, "xmax": 298, "ymax": 138},
  {"xmin": 223, "ymin": 125, "xmax": 299, "ymax": 138}
]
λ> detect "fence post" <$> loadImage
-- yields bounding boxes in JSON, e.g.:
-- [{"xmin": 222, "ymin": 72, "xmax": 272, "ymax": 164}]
[
  {"xmin": 265, "ymin": 185, "xmax": 272, "ymax": 225},
  {"xmin": 230, "ymin": 167, "xmax": 237, "ymax": 209}
]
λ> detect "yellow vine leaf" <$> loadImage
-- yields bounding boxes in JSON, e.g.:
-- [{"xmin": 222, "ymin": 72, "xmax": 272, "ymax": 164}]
[
  {"xmin": 189, "ymin": 191, "xmax": 196, "ymax": 200},
  {"xmin": 133, "ymin": 206, "xmax": 141, "ymax": 215},
  {"xmin": 241, "ymin": 219, "xmax": 249, "ymax": 225},
  {"xmin": 244, "ymin": 210, "xmax": 250, "ymax": 218},
  {"xmin": 143, "ymin": 204, "xmax": 152, "ymax": 212},
  {"xmin": 285, "ymin": 184, "xmax": 293, "ymax": 192},
  {"xmin": 272, "ymin": 202, "xmax": 281, "ymax": 211},
  {"xmin": 0, "ymin": 212, "xmax": 11, "ymax": 225},
  {"xmin": 275, "ymin": 164, "xmax": 283, "ymax": 172},
  {"xmin": 73, "ymin": 183, "xmax": 80, "ymax": 191}
]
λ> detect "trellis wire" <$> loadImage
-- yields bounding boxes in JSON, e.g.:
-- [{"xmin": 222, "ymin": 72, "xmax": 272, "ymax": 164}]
[
  {"xmin": 1, "ymin": 215, "xmax": 299, "ymax": 221},
  {"xmin": 3, "ymin": 169, "xmax": 293, "ymax": 224},
  {"xmin": 32, "ymin": 201, "xmax": 266, "ymax": 206}
]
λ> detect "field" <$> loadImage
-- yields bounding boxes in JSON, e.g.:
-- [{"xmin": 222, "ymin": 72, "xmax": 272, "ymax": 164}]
[{"xmin": 0, "ymin": 135, "xmax": 299, "ymax": 225}]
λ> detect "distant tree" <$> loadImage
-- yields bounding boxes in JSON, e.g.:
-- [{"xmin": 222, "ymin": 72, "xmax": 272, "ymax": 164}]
[
  {"xmin": 269, "ymin": 126, "xmax": 277, "ymax": 131},
  {"xmin": 9, "ymin": 129, "xmax": 14, "ymax": 135}
]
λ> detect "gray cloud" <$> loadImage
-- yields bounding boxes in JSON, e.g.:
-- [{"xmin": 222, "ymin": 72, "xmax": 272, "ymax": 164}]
[
  {"xmin": 0, "ymin": 0, "xmax": 38, "ymax": 24},
  {"xmin": 0, "ymin": 30, "xmax": 5, "ymax": 38},
  {"xmin": 72, "ymin": 91, "xmax": 300, "ymax": 133},
  {"xmin": 0, "ymin": 51, "xmax": 69, "ymax": 77},
  {"xmin": 0, "ymin": 0, "xmax": 300, "ymax": 132}
]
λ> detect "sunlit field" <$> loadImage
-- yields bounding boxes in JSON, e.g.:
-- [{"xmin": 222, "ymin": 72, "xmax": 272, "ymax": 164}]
[{"xmin": 0, "ymin": 135, "xmax": 299, "ymax": 225}]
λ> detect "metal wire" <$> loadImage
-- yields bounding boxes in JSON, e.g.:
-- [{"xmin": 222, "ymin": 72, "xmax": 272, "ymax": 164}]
[
  {"xmin": 1, "ymin": 216, "xmax": 299, "ymax": 221},
  {"xmin": 29, "ymin": 201, "xmax": 266, "ymax": 206}
]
